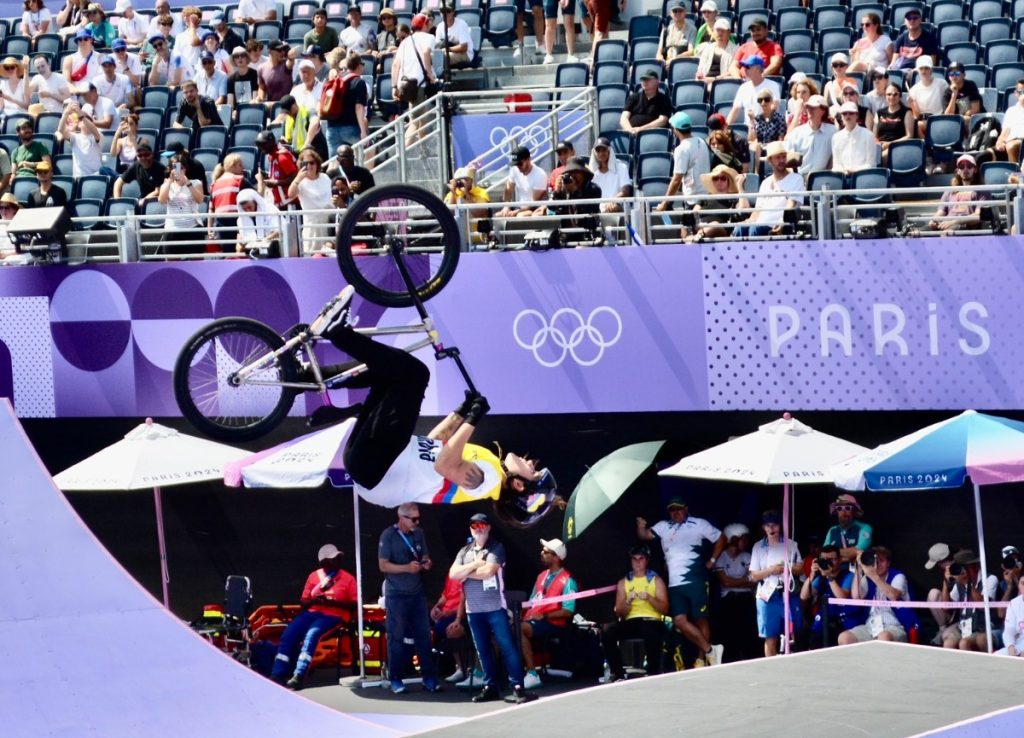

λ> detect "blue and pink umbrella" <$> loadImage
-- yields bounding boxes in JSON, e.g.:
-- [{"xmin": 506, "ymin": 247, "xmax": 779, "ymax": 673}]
[{"xmin": 832, "ymin": 409, "xmax": 1024, "ymax": 651}]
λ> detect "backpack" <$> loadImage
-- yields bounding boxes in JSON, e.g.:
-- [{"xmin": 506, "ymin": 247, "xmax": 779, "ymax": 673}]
[{"xmin": 320, "ymin": 72, "xmax": 360, "ymax": 120}]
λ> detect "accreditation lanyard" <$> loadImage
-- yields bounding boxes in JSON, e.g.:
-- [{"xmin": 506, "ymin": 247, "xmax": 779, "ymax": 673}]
[{"xmin": 395, "ymin": 525, "xmax": 421, "ymax": 562}]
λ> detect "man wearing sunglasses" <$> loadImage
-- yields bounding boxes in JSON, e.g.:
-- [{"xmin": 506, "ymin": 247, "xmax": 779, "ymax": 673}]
[
  {"xmin": 823, "ymin": 494, "xmax": 873, "ymax": 564},
  {"xmin": 890, "ymin": 10, "xmax": 938, "ymax": 71},
  {"xmin": 378, "ymin": 502, "xmax": 441, "ymax": 694},
  {"xmin": 942, "ymin": 61, "xmax": 984, "ymax": 124}
]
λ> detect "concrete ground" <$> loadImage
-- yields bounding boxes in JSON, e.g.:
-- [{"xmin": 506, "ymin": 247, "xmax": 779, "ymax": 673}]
[{"xmin": 301, "ymin": 642, "xmax": 1024, "ymax": 738}]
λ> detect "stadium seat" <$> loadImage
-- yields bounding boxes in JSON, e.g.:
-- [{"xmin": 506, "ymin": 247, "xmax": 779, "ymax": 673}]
[
  {"xmin": 159, "ymin": 128, "xmax": 192, "ymax": 153},
  {"xmin": 456, "ymin": 9, "xmax": 482, "ymax": 28},
  {"xmin": 848, "ymin": 168, "xmax": 890, "ymax": 204},
  {"xmin": 555, "ymin": 62, "xmax": 589, "ymax": 88},
  {"xmin": 967, "ymin": 0, "xmax": 1004, "ymax": 25},
  {"xmin": 770, "ymin": 0, "xmax": 803, "ymax": 10},
  {"xmin": 807, "ymin": 171, "xmax": 846, "ymax": 193},
  {"xmin": 780, "ymin": 29, "xmax": 814, "ymax": 55},
  {"xmin": 69, "ymin": 199, "xmax": 103, "ymax": 230},
  {"xmin": 936, "ymin": 21, "xmax": 971, "ymax": 48},
  {"xmin": 638, "ymin": 176, "xmax": 670, "ymax": 199},
  {"xmin": 76, "ymin": 175, "xmax": 110, "ymax": 201},
  {"xmin": 34, "ymin": 33, "xmax": 61, "ymax": 59},
  {"xmin": 980, "ymin": 161, "xmax": 1019, "ymax": 197},
  {"xmin": 603, "ymin": 131, "xmax": 631, "ymax": 158},
  {"xmin": 229, "ymin": 123, "xmax": 263, "ymax": 149},
  {"xmin": 593, "ymin": 61, "xmax": 627, "ymax": 86},
  {"xmin": 51, "ymin": 175, "xmax": 73, "ymax": 202},
  {"xmin": 483, "ymin": 6, "xmax": 516, "ymax": 48},
  {"xmin": 598, "ymin": 110, "xmax": 621, "ymax": 136},
  {"xmin": 253, "ymin": 20, "xmax": 283, "ymax": 43},
  {"xmin": 191, "ymin": 148, "xmax": 221, "ymax": 181},
  {"xmin": 784, "ymin": 51, "xmax": 820, "ymax": 78},
  {"xmin": 984, "ymin": 41, "xmax": 1022, "ymax": 70},
  {"xmin": 672, "ymin": 80, "xmax": 707, "ymax": 107},
  {"xmin": 635, "ymin": 129, "xmax": 673, "ymax": 157},
  {"xmin": 629, "ymin": 36, "xmax": 660, "ymax": 63},
  {"xmin": 594, "ymin": 39, "xmax": 627, "ymax": 64},
  {"xmin": 818, "ymin": 28, "xmax": 854, "ymax": 57},
  {"xmin": 597, "ymin": 83, "xmax": 629, "ymax": 111},
  {"xmin": 52, "ymin": 153, "xmax": 73, "ymax": 176},
  {"xmin": 776, "ymin": 7, "xmax": 810, "ymax": 34},
  {"xmin": 978, "ymin": 88, "xmax": 999, "ymax": 113},
  {"xmin": 104, "ymin": 197, "xmax": 139, "ymax": 218},
  {"xmin": 288, "ymin": 0, "xmax": 319, "ymax": 19},
  {"xmin": 963, "ymin": 64, "xmax": 988, "ymax": 90},
  {"xmin": 2, "ymin": 113, "xmax": 31, "ymax": 135},
  {"xmin": 140, "ymin": 199, "xmax": 167, "ymax": 229},
  {"xmin": 924, "ymin": 115, "xmax": 964, "ymax": 167},
  {"xmin": 11, "ymin": 177, "xmax": 35, "ymax": 204},
  {"xmin": 990, "ymin": 64, "xmax": 1024, "ymax": 94},
  {"xmin": 374, "ymin": 76, "xmax": 400, "ymax": 119},
  {"xmin": 35, "ymin": 112, "xmax": 61, "ymax": 136},
  {"xmin": 628, "ymin": 16, "xmax": 661, "ymax": 42},
  {"xmin": 813, "ymin": 6, "xmax": 850, "ymax": 31},
  {"xmin": 227, "ymin": 146, "xmax": 259, "ymax": 176},
  {"xmin": 928, "ymin": 0, "xmax": 964, "ymax": 25},
  {"xmin": 117, "ymin": 178, "xmax": 142, "ymax": 200},
  {"xmin": 710, "ymin": 79, "xmax": 742, "ymax": 110},
  {"xmin": 975, "ymin": 17, "xmax": 1012, "ymax": 45},
  {"xmin": 944, "ymin": 42, "xmax": 980, "ymax": 67},
  {"xmin": 285, "ymin": 19, "xmax": 313, "ymax": 39},
  {"xmin": 666, "ymin": 57, "xmax": 699, "ymax": 85},
  {"xmin": 2, "ymin": 35, "xmax": 30, "ymax": 57},
  {"xmin": 195, "ymin": 125, "xmax": 228, "ymax": 152},
  {"xmin": 675, "ymin": 103, "xmax": 710, "ymax": 127},
  {"xmin": 635, "ymin": 152, "xmax": 673, "ymax": 182},
  {"xmin": 735, "ymin": 0, "xmax": 768, "ymax": 13},
  {"xmin": 737, "ymin": 9, "xmax": 770, "ymax": 33},
  {"xmin": 141, "ymin": 86, "xmax": 171, "ymax": 110},
  {"xmin": 136, "ymin": 128, "xmax": 158, "ymax": 151}
]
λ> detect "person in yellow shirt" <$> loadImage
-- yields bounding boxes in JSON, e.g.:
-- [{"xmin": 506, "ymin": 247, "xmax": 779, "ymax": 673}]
[
  {"xmin": 600, "ymin": 544, "xmax": 669, "ymax": 681},
  {"xmin": 444, "ymin": 166, "xmax": 491, "ymax": 245}
]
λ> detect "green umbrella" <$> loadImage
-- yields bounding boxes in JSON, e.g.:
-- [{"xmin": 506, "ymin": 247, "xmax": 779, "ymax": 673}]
[{"xmin": 563, "ymin": 441, "xmax": 666, "ymax": 541}]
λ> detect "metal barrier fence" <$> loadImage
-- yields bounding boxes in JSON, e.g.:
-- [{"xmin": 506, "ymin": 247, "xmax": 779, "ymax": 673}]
[{"xmin": 2, "ymin": 183, "xmax": 1018, "ymax": 266}]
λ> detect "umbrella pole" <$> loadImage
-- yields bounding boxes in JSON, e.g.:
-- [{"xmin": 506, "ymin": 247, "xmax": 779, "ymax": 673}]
[
  {"xmin": 972, "ymin": 483, "xmax": 993, "ymax": 653},
  {"xmin": 354, "ymin": 488, "xmax": 366, "ymax": 680},
  {"xmin": 782, "ymin": 483, "xmax": 791, "ymax": 656},
  {"xmin": 153, "ymin": 486, "xmax": 170, "ymax": 609}
]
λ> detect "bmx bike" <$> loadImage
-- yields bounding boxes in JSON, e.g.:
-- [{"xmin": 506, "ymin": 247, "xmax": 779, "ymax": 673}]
[{"xmin": 173, "ymin": 184, "xmax": 473, "ymax": 442}]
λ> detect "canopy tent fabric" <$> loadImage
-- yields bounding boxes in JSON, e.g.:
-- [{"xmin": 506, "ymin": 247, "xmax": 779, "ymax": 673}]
[{"xmin": 0, "ymin": 400, "xmax": 399, "ymax": 738}]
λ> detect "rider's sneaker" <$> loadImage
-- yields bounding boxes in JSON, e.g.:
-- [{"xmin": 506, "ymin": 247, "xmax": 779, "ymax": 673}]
[
  {"xmin": 523, "ymin": 670, "xmax": 542, "ymax": 689},
  {"xmin": 310, "ymin": 285, "xmax": 355, "ymax": 337}
]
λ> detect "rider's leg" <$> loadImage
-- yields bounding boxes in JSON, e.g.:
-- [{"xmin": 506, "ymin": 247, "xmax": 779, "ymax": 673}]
[{"xmin": 326, "ymin": 324, "xmax": 431, "ymax": 489}]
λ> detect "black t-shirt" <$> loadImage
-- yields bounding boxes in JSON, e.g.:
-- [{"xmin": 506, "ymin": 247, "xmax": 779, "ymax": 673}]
[
  {"xmin": 623, "ymin": 91, "xmax": 673, "ymax": 128},
  {"xmin": 119, "ymin": 160, "xmax": 166, "ymax": 198},
  {"xmin": 176, "ymin": 96, "xmax": 224, "ymax": 127},
  {"xmin": 943, "ymin": 79, "xmax": 984, "ymax": 114},
  {"xmin": 892, "ymin": 30, "xmax": 940, "ymax": 70},
  {"xmin": 337, "ymin": 78, "xmax": 369, "ymax": 127},
  {"xmin": 27, "ymin": 185, "xmax": 68, "ymax": 208},
  {"xmin": 340, "ymin": 163, "xmax": 375, "ymax": 194},
  {"xmin": 228, "ymin": 68, "xmax": 259, "ymax": 105},
  {"xmin": 877, "ymin": 104, "xmax": 911, "ymax": 142}
]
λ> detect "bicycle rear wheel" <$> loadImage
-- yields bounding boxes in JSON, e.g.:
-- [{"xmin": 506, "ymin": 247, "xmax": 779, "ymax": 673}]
[
  {"xmin": 173, "ymin": 317, "xmax": 300, "ymax": 442},
  {"xmin": 336, "ymin": 184, "xmax": 461, "ymax": 308}
]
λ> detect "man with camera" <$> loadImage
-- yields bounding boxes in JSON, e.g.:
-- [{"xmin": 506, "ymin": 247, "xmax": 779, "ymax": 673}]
[
  {"xmin": 800, "ymin": 544, "xmax": 858, "ymax": 649},
  {"xmin": 823, "ymin": 493, "xmax": 873, "ymax": 564},
  {"xmin": 444, "ymin": 166, "xmax": 491, "ymax": 246},
  {"xmin": 838, "ymin": 546, "xmax": 917, "ymax": 645},
  {"xmin": 547, "ymin": 159, "xmax": 602, "ymax": 243},
  {"xmin": 999, "ymin": 546, "xmax": 1022, "ymax": 602},
  {"xmin": 935, "ymin": 549, "xmax": 1000, "ymax": 652}
]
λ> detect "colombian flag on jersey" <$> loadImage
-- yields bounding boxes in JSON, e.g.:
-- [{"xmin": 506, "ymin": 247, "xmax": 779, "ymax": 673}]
[{"xmin": 430, "ymin": 443, "xmax": 504, "ymax": 504}]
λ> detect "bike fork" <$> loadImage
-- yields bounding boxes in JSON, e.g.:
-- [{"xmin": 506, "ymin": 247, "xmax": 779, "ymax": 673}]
[{"xmin": 389, "ymin": 242, "xmax": 478, "ymax": 395}]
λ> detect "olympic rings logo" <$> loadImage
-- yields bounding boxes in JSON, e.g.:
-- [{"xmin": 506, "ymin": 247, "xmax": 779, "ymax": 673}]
[
  {"xmin": 512, "ymin": 307, "xmax": 623, "ymax": 368},
  {"xmin": 489, "ymin": 124, "xmax": 549, "ymax": 156}
]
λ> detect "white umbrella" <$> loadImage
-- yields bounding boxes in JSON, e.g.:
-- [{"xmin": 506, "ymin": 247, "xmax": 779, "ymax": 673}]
[
  {"xmin": 54, "ymin": 418, "xmax": 250, "ymax": 608},
  {"xmin": 660, "ymin": 413, "xmax": 868, "ymax": 654}
]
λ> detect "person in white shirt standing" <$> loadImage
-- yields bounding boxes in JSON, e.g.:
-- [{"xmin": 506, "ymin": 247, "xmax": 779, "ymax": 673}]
[
  {"xmin": 56, "ymin": 99, "xmax": 102, "ymax": 177},
  {"xmin": 436, "ymin": 5, "xmax": 474, "ymax": 69},
  {"xmin": 656, "ymin": 110, "xmax": 711, "ymax": 213},
  {"xmin": 115, "ymin": 0, "xmax": 148, "ymax": 47},
  {"xmin": 831, "ymin": 101, "xmax": 879, "ymax": 173},
  {"xmin": 748, "ymin": 510, "xmax": 802, "ymax": 657}
]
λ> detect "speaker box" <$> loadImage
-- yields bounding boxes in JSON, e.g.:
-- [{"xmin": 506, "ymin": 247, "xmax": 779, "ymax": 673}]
[{"xmin": 7, "ymin": 206, "xmax": 71, "ymax": 260}]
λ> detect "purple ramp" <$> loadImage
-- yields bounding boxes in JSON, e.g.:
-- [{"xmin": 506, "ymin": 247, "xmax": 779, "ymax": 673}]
[{"xmin": 0, "ymin": 400, "xmax": 399, "ymax": 738}]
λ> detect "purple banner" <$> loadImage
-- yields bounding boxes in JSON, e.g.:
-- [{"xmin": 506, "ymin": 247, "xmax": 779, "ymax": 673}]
[
  {"xmin": 451, "ymin": 110, "xmax": 590, "ymax": 170},
  {"xmin": 1, "ymin": 236, "xmax": 1024, "ymax": 418}
]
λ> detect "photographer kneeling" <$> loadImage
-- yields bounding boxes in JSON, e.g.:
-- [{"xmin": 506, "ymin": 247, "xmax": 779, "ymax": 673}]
[
  {"xmin": 444, "ymin": 166, "xmax": 491, "ymax": 246},
  {"xmin": 800, "ymin": 544, "xmax": 859, "ymax": 649},
  {"xmin": 837, "ymin": 546, "xmax": 918, "ymax": 645},
  {"xmin": 936, "ymin": 549, "xmax": 1000, "ymax": 653},
  {"xmin": 547, "ymin": 159, "xmax": 602, "ymax": 246}
]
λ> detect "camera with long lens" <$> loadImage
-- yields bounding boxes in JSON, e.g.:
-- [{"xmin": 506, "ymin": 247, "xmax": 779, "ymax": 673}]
[
  {"xmin": 860, "ymin": 550, "xmax": 876, "ymax": 567},
  {"xmin": 560, "ymin": 171, "xmax": 574, "ymax": 185},
  {"xmin": 816, "ymin": 557, "xmax": 833, "ymax": 572},
  {"xmin": 947, "ymin": 562, "xmax": 965, "ymax": 578}
]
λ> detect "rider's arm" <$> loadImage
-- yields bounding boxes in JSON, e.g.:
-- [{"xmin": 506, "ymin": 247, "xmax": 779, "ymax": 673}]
[
  {"xmin": 427, "ymin": 411, "xmax": 464, "ymax": 442},
  {"xmin": 434, "ymin": 421, "xmax": 485, "ymax": 490}
]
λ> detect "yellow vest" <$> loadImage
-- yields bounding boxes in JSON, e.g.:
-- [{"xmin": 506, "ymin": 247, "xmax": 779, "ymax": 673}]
[
  {"xmin": 624, "ymin": 572, "xmax": 660, "ymax": 620},
  {"xmin": 283, "ymin": 107, "xmax": 313, "ymax": 152}
]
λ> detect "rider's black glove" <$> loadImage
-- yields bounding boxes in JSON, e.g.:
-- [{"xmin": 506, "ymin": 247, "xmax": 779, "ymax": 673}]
[
  {"xmin": 464, "ymin": 396, "xmax": 490, "ymax": 426},
  {"xmin": 455, "ymin": 389, "xmax": 480, "ymax": 418}
]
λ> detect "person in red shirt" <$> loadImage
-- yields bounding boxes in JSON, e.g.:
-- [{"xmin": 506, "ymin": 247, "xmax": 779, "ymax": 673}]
[
  {"xmin": 269, "ymin": 544, "xmax": 357, "ymax": 690},
  {"xmin": 255, "ymin": 129, "xmax": 298, "ymax": 208},
  {"xmin": 729, "ymin": 19, "xmax": 783, "ymax": 79},
  {"xmin": 430, "ymin": 574, "xmax": 468, "ymax": 682}
]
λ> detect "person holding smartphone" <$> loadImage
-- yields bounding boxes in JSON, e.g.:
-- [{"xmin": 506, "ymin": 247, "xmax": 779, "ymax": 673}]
[{"xmin": 156, "ymin": 155, "xmax": 204, "ymax": 258}]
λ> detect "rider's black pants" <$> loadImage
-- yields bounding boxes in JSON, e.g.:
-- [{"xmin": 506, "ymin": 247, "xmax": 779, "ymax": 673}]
[{"xmin": 325, "ymin": 323, "xmax": 430, "ymax": 489}]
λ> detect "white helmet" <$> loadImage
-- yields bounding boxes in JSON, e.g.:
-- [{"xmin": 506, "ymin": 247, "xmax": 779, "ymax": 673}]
[{"xmin": 723, "ymin": 523, "xmax": 750, "ymax": 540}]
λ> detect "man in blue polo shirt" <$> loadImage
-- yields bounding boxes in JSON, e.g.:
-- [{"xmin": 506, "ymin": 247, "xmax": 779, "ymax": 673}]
[{"xmin": 637, "ymin": 497, "xmax": 725, "ymax": 666}]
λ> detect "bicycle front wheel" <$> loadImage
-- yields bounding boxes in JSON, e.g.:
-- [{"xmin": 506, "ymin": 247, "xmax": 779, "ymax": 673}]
[
  {"xmin": 173, "ymin": 317, "xmax": 300, "ymax": 442},
  {"xmin": 336, "ymin": 184, "xmax": 461, "ymax": 308}
]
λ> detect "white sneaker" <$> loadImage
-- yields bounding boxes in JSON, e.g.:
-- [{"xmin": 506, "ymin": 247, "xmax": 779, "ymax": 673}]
[
  {"xmin": 310, "ymin": 285, "xmax": 355, "ymax": 336},
  {"xmin": 445, "ymin": 668, "xmax": 465, "ymax": 683},
  {"xmin": 523, "ymin": 670, "xmax": 542, "ymax": 689},
  {"xmin": 565, "ymin": 54, "xmax": 579, "ymax": 63},
  {"xmin": 543, "ymin": 53, "xmax": 555, "ymax": 65},
  {"xmin": 512, "ymin": 45, "xmax": 522, "ymax": 60},
  {"xmin": 456, "ymin": 669, "xmax": 484, "ymax": 688},
  {"xmin": 707, "ymin": 643, "xmax": 724, "ymax": 666}
]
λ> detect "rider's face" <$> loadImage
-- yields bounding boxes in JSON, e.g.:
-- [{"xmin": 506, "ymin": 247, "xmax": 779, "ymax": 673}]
[{"xmin": 504, "ymin": 453, "xmax": 539, "ymax": 481}]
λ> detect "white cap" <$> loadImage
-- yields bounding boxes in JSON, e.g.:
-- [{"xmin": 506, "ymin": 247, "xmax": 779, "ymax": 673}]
[
  {"xmin": 789, "ymin": 71, "xmax": 807, "ymax": 84},
  {"xmin": 831, "ymin": 52, "xmax": 849, "ymax": 66},
  {"xmin": 924, "ymin": 543, "xmax": 950, "ymax": 569},
  {"xmin": 541, "ymin": 538, "xmax": 568, "ymax": 560},
  {"xmin": 297, "ymin": 59, "xmax": 315, "ymax": 71},
  {"xmin": 713, "ymin": 17, "xmax": 730, "ymax": 31},
  {"xmin": 915, "ymin": 55, "xmax": 933, "ymax": 69},
  {"xmin": 318, "ymin": 543, "xmax": 342, "ymax": 560},
  {"xmin": 806, "ymin": 94, "xmax": 827, "ymax": 108},
  {"xmin": 700, "ymin": 0, "xmax": 718, "ymax": 11},
  {"xmin": 115, "ymin": 0, "xmax": 132, "ymax": 10},
  {"xmin": 839, "ymin": 101, "xmax": 859, "ymax": 114}
]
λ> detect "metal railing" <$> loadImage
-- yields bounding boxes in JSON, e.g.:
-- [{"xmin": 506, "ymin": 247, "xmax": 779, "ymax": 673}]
[{"xmin": 3, "ymin": 183, "xmax": 1018, "ymax": 267}]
